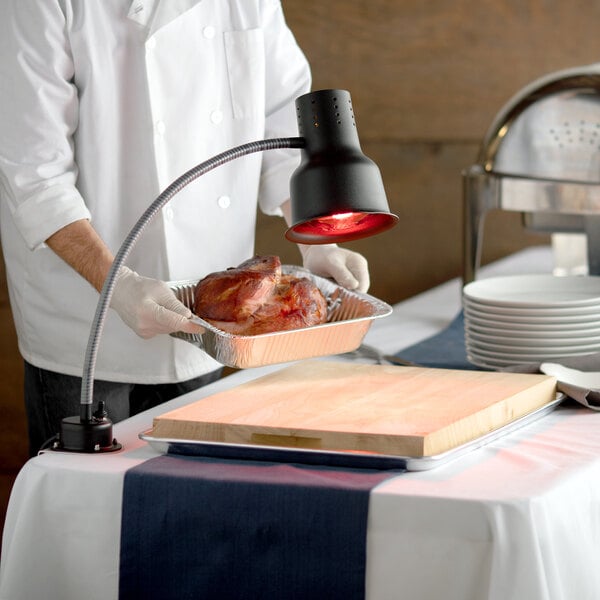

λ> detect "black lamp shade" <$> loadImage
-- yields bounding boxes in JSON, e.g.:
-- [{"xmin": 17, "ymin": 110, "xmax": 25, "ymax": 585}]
[{"xmin": 286, "ymin": 89, "xmax": 398, "ymax": 244}]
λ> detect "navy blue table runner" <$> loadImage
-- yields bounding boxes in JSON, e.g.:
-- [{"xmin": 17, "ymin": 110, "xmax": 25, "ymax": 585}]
[
  {"xmin": 120, "ymin": 454, "xmax": 401, "ymax": 600},
  {"xmin": 396, "ymin": 311, "xmax": 482, "ymax": 370}
]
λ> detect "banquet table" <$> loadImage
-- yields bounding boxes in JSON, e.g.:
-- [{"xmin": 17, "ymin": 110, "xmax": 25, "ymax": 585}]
[{"xmin": 2, "ymin": 245, "xmax": 600, "ymax": 600}]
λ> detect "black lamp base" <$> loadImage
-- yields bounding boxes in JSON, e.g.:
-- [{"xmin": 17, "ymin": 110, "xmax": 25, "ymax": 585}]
[{"xmin": 54, "ymin": 402, "xmax": 122, "ymax": 453}]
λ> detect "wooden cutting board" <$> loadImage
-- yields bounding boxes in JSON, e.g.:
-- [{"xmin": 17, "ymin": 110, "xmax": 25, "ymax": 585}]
[{"xmin": 152, "ymin": 360, "xmax": 557, "ymax": 457}]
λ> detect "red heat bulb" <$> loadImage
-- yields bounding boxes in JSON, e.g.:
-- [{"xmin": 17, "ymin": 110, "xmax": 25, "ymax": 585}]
[{"xmin": 286, "ymin": 211, "xmax": 398, "ymax": 244}]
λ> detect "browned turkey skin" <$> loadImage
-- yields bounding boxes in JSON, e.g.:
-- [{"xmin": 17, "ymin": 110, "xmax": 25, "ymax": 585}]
[{"xmin": 193, "ymin": 255, "xmax": 328, "ymax": 335}]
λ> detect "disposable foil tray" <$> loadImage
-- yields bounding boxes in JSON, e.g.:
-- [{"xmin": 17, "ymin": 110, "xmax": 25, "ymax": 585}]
[{"xmin": 169, "ymin": 266, "xmax": 392, "ymax": 369}]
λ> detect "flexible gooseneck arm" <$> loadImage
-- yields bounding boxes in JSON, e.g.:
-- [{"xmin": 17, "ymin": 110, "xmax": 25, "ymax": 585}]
[{"xmin": 80, "ymin": 137, "xmax": 305, "ymax": 420}]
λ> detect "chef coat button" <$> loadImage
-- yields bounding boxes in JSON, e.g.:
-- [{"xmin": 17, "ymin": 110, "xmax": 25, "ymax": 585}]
[
  {"xmin": 210, "ymin": 110, "xmax": 223, "ymax": 124},
  {"xmin": 217, "ymin": 195, "xmax": 231, "ymax": 209},
  {"xmin": 164, "ymin": 207, "xmax": 174, "ymax": 220},
  {"xmin": 146, "ymin": 38, "xmax": 156, "ymax": 49},
  {"xmin": 203, "ymin": 26, "xmax": 216, "ymax": 39},
  {"xmin": 155, "ymin": 120, "xmax": 166, "ymax": 135}
]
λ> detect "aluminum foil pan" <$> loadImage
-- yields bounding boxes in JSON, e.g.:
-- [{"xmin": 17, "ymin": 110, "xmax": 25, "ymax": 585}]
[{"xmin": 169, "ymin": 265, "xmax": 392, "ymax": 369}]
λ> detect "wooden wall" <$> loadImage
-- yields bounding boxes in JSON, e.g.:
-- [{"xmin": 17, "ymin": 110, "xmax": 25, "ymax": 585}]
[
  {"xmin": 0, "ymin": 253, "xmax": 27, "ymax": 539},
  {"xmin": 258, "ymin": 0, "xmax": 600, "ymax": 302},
  {"xmin": 3, "ymin": 0, "xmax": 600, "ymax": 536}
]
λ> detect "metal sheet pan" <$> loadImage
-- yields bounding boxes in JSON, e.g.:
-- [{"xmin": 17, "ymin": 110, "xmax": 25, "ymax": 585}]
[
  {"xmin": 139, "ymin": 394, "xmax": 565, "ymax": 472},
  {"xmin": 169, "ymin": 266, "xmax": 392, "ymax": 368}
]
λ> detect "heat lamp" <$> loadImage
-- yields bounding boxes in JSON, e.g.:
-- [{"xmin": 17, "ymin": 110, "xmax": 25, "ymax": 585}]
[{"xmin": 54, "ymin": 89, "xmax": 399, "ymax": 453}]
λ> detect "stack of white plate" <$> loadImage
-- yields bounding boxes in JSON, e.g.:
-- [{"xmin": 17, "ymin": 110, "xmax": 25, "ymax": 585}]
[{"xmin": 462, "ymin": 274, "xmax": 600, "ymax": 369}]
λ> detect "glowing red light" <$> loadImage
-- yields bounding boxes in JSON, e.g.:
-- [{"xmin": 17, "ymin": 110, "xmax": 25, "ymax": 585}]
[{"xmin": 287, "ymin": 211, "xmax": 398, "ymax": 244}]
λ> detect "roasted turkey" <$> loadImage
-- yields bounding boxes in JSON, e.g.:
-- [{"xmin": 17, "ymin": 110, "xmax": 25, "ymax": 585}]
[{"xmin": 193, "ymin": 255, "xmax": 328, "ymax": 335}]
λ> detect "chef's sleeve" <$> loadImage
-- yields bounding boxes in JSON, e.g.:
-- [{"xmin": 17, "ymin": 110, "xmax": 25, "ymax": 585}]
[
  {"xmin": 257, "ymin": 0, "xmax": 312, "ymax": 217},
  {"xmin": 0, "ymin": 1, "xmax": 91, "ymax": 250}
]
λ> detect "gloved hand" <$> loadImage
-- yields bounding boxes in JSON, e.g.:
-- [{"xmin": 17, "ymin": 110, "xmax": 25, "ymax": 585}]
[
  {"xmin": 110, "ymin": 266, "xmax": 205, "ymax": 339},
  {"xmin": 300, "ymin": 244, "xmax": 370, "ymax": 293}
]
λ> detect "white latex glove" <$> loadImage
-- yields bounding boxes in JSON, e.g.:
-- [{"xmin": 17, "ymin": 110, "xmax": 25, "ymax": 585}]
[
  {"xmin": 110, "ymin": 266, "xmax": 204, "ymax": 339},
  {"xmin": 300, "ymin": 244, "xmax": 370, "ymax": 293}
]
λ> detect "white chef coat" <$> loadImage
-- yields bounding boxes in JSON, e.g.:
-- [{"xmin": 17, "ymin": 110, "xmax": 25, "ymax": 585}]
[{"xmin": 0, "ymin": 0, "xmax": 311, "ymax": 382}]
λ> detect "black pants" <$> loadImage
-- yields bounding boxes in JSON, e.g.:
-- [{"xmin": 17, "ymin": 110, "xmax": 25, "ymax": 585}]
[{"xmin": 24, "ymin": 361, "xmax": 223, "ymax": 456}]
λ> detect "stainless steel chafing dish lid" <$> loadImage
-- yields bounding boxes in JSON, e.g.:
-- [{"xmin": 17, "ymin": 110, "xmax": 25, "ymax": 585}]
[
  {"xmin": 463, "ymin": 64, "xmax": 600, "ymax": 282},
  {"xmin": 477, "ymin": 64, "xmax": 600, "ymax": 175},
  {"xmin": 467, "ymin": 65, "xmax": 600, "ymax": 213}
]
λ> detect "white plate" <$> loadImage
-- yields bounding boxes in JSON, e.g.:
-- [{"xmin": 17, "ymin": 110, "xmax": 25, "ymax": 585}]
[
  {"xmin": 465, "ymin": 330, "xmax": 600, "ymax": 347},
  {"xmin": 463, "ymin": 275, "xmax": 600, "ymax": 308},
  {"xmin": 463, "ymin": 297, "xmax": 600, "ymax": 317},
  {"xmin": 466, "ymin": 320, "xmax": 600, "ymax": 338},
  {"xmin": 466, "ymin": 344, "xmax": 598, "ymax": 363},
  {"xmin": 466, "ymin": 353, "xmax": 524, "ymax": 369},
  {"xmin": 464, "ymin": 311, "xmax": 600, "ymax": 331},
  {"xmin": 465, "ymin": 334, "xmax": 600, "ymax": 354},
  {"xmin": 463, "ymin": 305, "xmax": 600, "ymax": 325}
]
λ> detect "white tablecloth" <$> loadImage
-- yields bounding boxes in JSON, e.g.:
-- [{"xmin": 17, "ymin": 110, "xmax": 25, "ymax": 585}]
[{"xmin": 2, "ymin": 246, "xmax": 600, "ymax": 600}]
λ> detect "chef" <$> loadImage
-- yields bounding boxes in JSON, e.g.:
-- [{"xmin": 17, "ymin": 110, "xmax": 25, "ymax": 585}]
[{"xmin": 0, "ymin": 0, "xmax": 370, "ymax": 456}]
